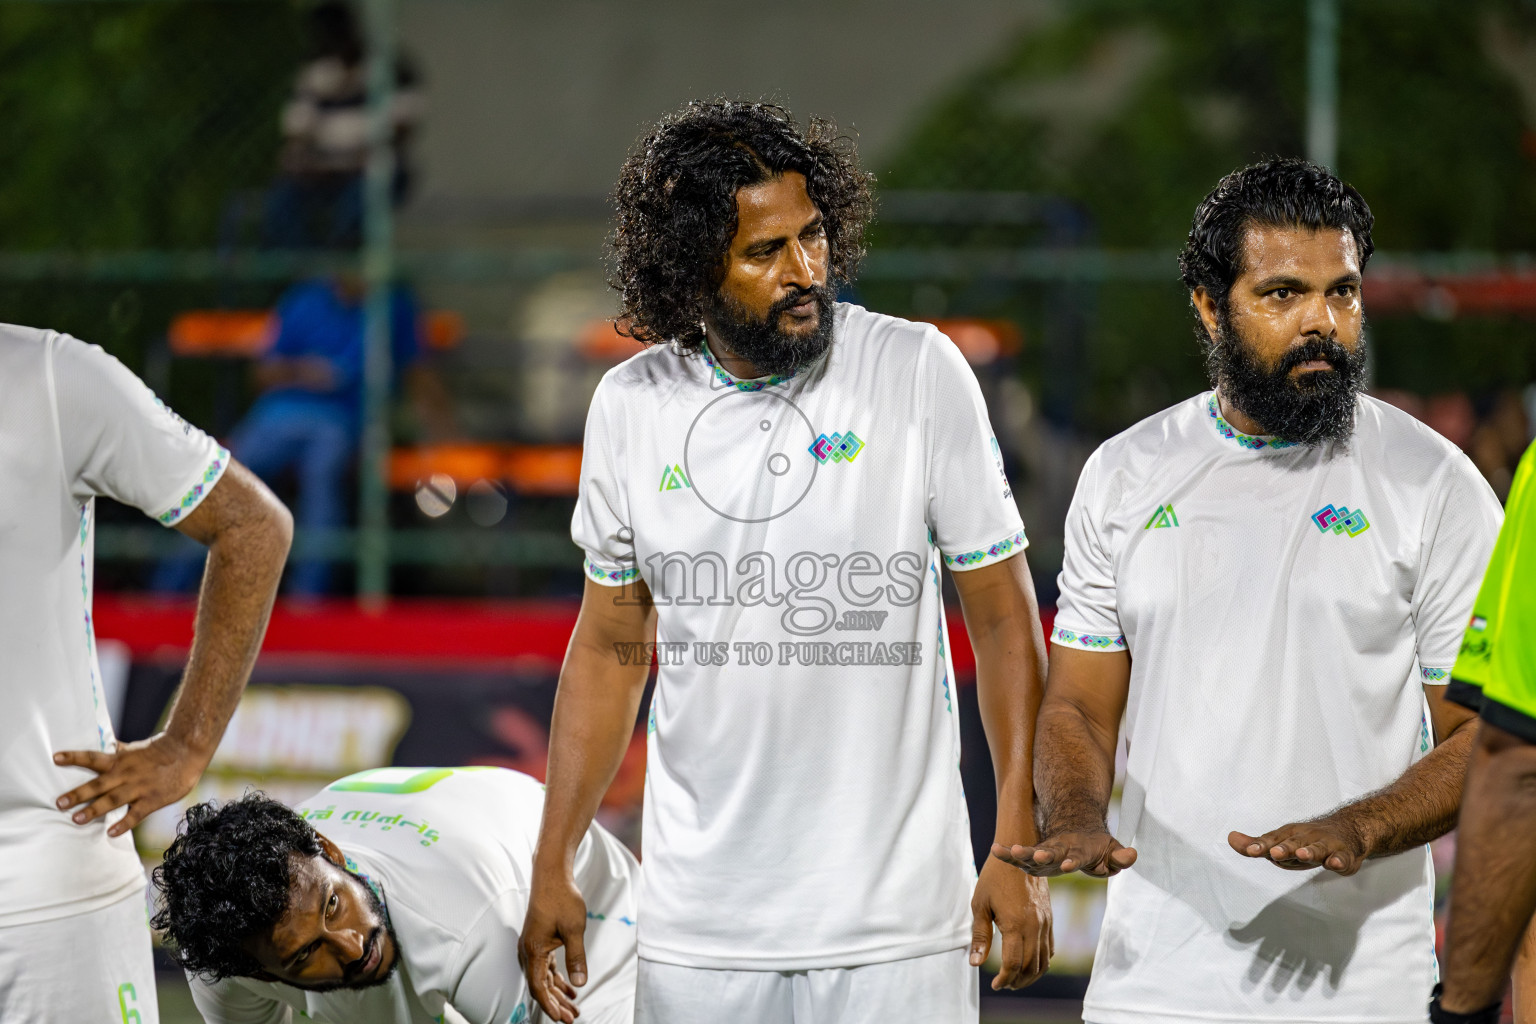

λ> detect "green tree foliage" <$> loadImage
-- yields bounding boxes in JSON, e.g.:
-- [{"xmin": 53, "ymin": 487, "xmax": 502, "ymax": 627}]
[
  {"xmin": 876, "ymin": 0, "xmax": 1536, "ymax": 426},
  {"xmin": 0, "ymin": 1, "xmax": 301, "ymax": 249},
  {"xmin": 0, "ymin": 1, "xmax": 303, "ymax": 431}
]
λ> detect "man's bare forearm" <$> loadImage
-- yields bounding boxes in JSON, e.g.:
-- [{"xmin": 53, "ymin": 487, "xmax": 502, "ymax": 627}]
[
  {"xmin": 165, "ymin": 466, "xmax": 291, "ymax": 761},
  {"xmin": 975, "ymin": 622, "xmax": 1045, "ymax": 846},
  {"xmin": 957, "ymin": 558, "xmax": 1049, "ymax": 846},
  {"xmin": 536, "ymin": 636, "xmax": 650, "ymax": 873},
  {"xmin": 1034, "ymin": 698, "xmax": 1117, "ymax": 836},
  {"xmin": 1440, "ymin": 723, "xmax": 1536, "ymax": 1014},
  {"xmin": 1325, "ymin": 723, "xmax": 1473, "ymax": 859}
]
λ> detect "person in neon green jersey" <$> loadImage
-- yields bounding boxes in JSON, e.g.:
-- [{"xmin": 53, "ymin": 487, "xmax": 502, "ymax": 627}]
[{"xmin": 1435, "ymin": 440, "xmax": 1536, "ymax": 1024}]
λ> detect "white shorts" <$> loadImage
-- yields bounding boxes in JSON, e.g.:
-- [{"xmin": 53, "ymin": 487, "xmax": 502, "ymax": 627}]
[
  {"xmin": 0, "ymin": 887, "xmax": 159, "ymax": 1023},
  {"xmin": 635, "ymin": 947, "xmax": 978, "ymax": 1024}
]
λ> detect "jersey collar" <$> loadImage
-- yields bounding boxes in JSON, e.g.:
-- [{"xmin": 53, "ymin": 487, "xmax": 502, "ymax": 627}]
[
  {"xmin": 1206, "ymin": 392, "xmax": 1301, "ymax": 451},
  {"xmin": 344, "ymin": 854, "xmax": 390, "ymax": 918},
  {"xmin": 698, "ymin": 338, "xmax": 799, "ymax": 392}
]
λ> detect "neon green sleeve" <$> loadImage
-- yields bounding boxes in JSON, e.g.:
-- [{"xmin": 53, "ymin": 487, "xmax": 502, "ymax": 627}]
[{"xmin": 1450, "ymin": 441, "xmax": 1536, "ymax": 740}]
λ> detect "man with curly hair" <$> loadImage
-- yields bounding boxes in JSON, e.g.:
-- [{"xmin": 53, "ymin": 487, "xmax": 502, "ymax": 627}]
[
  {"xmin": 156, "ymin": 767, "xmax": 639, "ymax": 1023},
  {"xmin": 994, "ymin": 158, "xmax": 1502, "ymax": 1023},
  {"xmin": 520, "ymin": 100, "xmax": 1052, "ymax": 1023}
]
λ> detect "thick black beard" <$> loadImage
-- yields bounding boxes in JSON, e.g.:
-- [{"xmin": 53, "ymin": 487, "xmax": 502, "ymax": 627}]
[
  {"xmin": 1207, "ymin": 310, "xmax": 1366, "ymax": 447},
  {"xmin": 706, "ymin": 284, "xmax": 834, "ymax": 378}
]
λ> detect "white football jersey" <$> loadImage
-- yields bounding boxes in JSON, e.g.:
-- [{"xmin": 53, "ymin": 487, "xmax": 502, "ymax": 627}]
[
  {"xmin": 189, "ymin": 767, "xmax": 640, "ymax": 1024},
  {"xmin": 573, "ymin": 303, "xmax": 1025, "ymax": 970},
  {"xmin": 0, "ymin": 325, "xmax": 227, "ymax": 927},
  {"xmin": 1055, "ymin": 392, "xmax": 1501, "ymax": 1024}
]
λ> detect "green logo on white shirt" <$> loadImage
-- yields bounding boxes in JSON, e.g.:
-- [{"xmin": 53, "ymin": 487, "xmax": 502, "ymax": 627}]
[
  {"xmin": 1144, "ymin": 504, "xmax": 1179, "ymax": 529},
  {"xmin": 659, "ymin": 464, "xmax": 692, "ymax": 491}
]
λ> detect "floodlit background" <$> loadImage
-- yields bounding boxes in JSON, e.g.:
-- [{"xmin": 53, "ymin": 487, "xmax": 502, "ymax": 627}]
[{"xmin": 9, "ymin": 1, "xmax": 1533, "ymax": 1020}]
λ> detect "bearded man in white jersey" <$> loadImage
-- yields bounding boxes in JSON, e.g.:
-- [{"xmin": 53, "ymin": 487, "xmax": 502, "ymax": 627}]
[
  {"xmin": 0, "ymin": 324, "xmax": 291, "ymax": 1023},
  {"xmin": 519, "ymin": 100, "xmax": 1054, "ymax": 1024},
  {"xmin": 155, "ymin": 767, "xmax": 639, "ymax": 1024},
  {"xmin": 994, "ymin": 158, "xmax": 1504, "ymax": 1024}
]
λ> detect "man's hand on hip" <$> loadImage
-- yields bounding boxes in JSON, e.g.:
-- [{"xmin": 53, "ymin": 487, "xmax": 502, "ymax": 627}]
[
  {"xmin": 519, "ymin": 871, "xmax": 588, "ymax": 1023},
  {"xmin": 54, "ymin": 733, "xmax": 206, "ymax": 838},
  {"xmin": 971, "ymin": 855, "xmax": 1053, "ymax": 989},
  {"xmin": 992, "ymin": 830, "xmax": 1137, "ymax": 878},
  {"xmin": 1228, "ymin": 818, "xmax": 1367, "ymax": 875}
]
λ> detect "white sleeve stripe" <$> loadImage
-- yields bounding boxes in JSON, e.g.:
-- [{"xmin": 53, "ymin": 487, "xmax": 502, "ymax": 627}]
[{"xmin": 155, "ymin": 447, "xmax": 230, "ymax": 526}]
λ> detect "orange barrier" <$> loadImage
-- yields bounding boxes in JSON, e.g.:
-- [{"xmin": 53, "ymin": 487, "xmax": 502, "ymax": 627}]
[
  {"xmin": 168, "ymin": 310, "xmax": 277, "ymax": 357},
  {"xmin": 502, "ymin": 445, "xmax": 583, "ymax": 496},
  {"xmin": 169, "ymin": 308, "xmax": 464, "ymax": 358},
  {"xmin": 921, "ymin": 318, "xmax": 1024, "ymax": 365},
  {"xmin": 388, "ymin": 444, "xmax": 505, "ymax": 491},
  {"xmin": 424, "ymin": 310, "xmax": 465, "ymax": 350},
  {"xmin": 577, "ymin": 318, "xmax": 643, "ymax": 363},
  {"xmin": 1366, "ymin": 270, "xmax": 1536, "ymax": 318},
  {"xmin": 388, "ymin": 443, "xmax": 583, "ymax": 497}
]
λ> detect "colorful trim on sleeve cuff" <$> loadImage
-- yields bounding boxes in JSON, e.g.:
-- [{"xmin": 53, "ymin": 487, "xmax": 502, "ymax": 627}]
[
  {"xmin": 1420, "ymin": 666, "xmax": 1451, "ymax": 683},
  {"xmin": 1051, "ymin": 626, "xmax": 1127, "ymax": 651},
  {"xmin": 156, "ymin": 447, "xmax": 229, "ymax": 526},
  {"xmin": 942, "ymin": 529, "xmax": 1027, "ymax": 570},
  {"xmin": 583, "ymin": 556, "xmax": 641, "ymax": 586}
]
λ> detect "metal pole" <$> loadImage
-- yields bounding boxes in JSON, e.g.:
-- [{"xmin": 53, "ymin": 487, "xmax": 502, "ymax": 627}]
[
  {"xmin": 1307, "ymin": 0, "xmax": 1339, "ymax": 169},
  {"xmin": 358, "ymin": 0, "xmax": 396, "ymax": 606}
]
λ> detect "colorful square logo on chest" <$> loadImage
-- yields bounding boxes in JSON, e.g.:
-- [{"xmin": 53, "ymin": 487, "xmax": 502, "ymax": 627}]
[
  {"xmin": 809, "ymin": 431, "xmax": 865, "ymax": 464},
  {"xmin": 1313, "ymin": 503, "xmax": 1370, "ymax": 537}
]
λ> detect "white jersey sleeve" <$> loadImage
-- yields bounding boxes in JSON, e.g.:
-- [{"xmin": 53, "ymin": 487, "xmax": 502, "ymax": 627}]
[
  {"xmin": 51, "ymin": 333, "xmax": 228, "ymax": 525},
  {"xmin": 922, "ymin": 329, "xmax": 1025, "ymax": 571},
  {"xmin": 441, "ymin": 888, "xmax": 534, "ymax": 1024},
  {"xmin": 571, "ymin": 373, "xmax": 638, "ymax": 586},
  {"xmin": 1412, "ymin": 452, "xmax": 1503, "ymax": 677},
  {"xmin": 188, "ymin": 976, "xmax": 293, "ymax": 1024},
  {"xmin": 1052, "ymin": 447, "xmax": 1126, "ymax": 652}
]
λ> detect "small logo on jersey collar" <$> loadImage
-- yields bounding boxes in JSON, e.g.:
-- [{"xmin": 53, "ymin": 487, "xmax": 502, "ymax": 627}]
[
  {"xmin": 809, "ymin": 431, "xmax": 865, "ymax": 464},
  {"xmin": 1312, "ymin": 503, "xmax": 1370, "ymax": 537},
  {"xmin": 659, "ymin": 464, "xmax": 691, "ymax": 491},
  {"xmin": 1144, "ymin": 504, "xmax": 1179, "ymax": 529}
]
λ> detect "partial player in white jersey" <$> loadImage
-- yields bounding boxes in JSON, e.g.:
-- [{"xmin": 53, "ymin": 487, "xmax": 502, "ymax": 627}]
[
  {"xmin": 995, "ymin": 158, "xmax": 1504, "ymax": 1024},
  {"xmin": 154, "ymin": 766, "xmax": 639, "ymax": 1024},
  {"xmin": 0, "ymin": 325, "xmax": 290, "ymax": 1022},
  {"xmin": 520, "ymin": 101, "xmax": 1053, "ymax": 1024}
]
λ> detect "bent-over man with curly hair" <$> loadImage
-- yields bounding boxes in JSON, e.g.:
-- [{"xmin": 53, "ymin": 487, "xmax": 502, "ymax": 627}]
[
  {"xmin": 155, "ymin": 767, "xmax": 639, "ymax": 1024},
  {"xmin": 519, "ymin": 100, "xmax": 1053, "ymax": 1024}
]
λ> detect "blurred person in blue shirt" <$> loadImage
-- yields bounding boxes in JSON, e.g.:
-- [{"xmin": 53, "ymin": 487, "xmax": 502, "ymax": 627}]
[{"xmin": 155, "ymin": 274, "xmax": 450, "ymax": 597}]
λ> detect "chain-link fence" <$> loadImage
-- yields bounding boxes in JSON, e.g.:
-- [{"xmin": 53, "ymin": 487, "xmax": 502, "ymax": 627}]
[{"xmin": 10, "ymin": 0, "xmax": 1536, "ymax": 600}]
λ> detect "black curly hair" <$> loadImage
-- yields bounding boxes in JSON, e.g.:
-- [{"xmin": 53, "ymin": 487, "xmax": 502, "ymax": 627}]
[
  {"xmin": 151, "ymin": 794, "xmax": 324, "ymax": 981},
  {"xmin": 610, "ymin": 99, "xmax": 874, "ymax": 352},
  {"xmin": 1179, "ymin": 157, "xmax": 1375, "ymax": 319}
]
